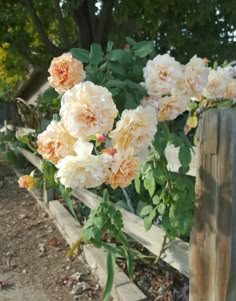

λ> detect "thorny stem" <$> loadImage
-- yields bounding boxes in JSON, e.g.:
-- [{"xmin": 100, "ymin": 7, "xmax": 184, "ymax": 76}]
[{"xmin": 154, "ymin": 234, "xmax": 167, "ymax": 264}]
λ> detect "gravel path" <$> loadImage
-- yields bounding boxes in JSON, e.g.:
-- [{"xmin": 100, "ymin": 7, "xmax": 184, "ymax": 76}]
[{"xmin": 0, "ymin": 153, "xmax": 102, "ymax": 301}]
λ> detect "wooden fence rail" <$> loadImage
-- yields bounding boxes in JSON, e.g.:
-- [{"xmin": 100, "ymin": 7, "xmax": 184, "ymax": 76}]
[
  {"xmin": 15, "ymin": 145, "xmax": 190, "ymax": 277},
  {"xmin": 5, "ymin": 109, "xmax": 236, "ymax": 300}
]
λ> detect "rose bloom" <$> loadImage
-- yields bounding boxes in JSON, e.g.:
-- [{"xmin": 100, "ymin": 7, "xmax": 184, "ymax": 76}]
[
  {"xmin": 48, "ymin": 52, "xmax": 85, "ymax": 94},
  {"xmin": 156, "ymin": 95, "xmax": 190, "ymax": 121},
  {"xmin": 179, "ymin": 55, "xmax": 209, "ymax": 97},
  {"xmin": 109, "ymin": 106, "xmax": 157, "ymax": 155},
  {"xmin": 143, "ymin": 53, "xmax": 183, "ymax": 96},
  {"xmin": 203, "ymin": 68, "xmax": 231, "ymax": 100},
  {"xmin": 224, "ymin": 79, "xmax": 236, "ymax": 103},
  {"xmin": 108, "ymin": 152, "xmax": 140, "ymax": 189},
  {"xmin": 37, "ymin": 121, "xmax": 76, "ymax": 164},
  {"xmin": 60, "ymin": 81, "xmax": 118, "ymax": 139},
  {"xmin": 141, "ymin": 95, "xmax": 159, "ymax": 112},
  {"xmin": 56, "ymin": 140, "xmax": 112, "ymax": 189},
  {"xmin": 18, "ymin": 175, "xmax": 34, "ymax": 191}
]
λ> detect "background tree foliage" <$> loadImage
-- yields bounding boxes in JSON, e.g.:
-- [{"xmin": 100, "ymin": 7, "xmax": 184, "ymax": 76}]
[{"xmin": 0, "ymin": 0, "xmax": 235, "ymax": 101}]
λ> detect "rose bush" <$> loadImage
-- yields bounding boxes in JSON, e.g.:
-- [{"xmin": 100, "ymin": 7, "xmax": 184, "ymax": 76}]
[{"xmin": 17, "ymin": 38, "xmax": 236, "ymax": 301}]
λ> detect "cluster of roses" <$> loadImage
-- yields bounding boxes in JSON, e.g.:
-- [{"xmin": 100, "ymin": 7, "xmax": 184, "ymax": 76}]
[
  {"xmin": 20, "ymin": 52, "xmax": 158, "ymax": 191},
  {"xmin": 18, "ymin": 51, "xmax": 236, "ymax": 192},
  {"xmin": 142, "ymin": 54, "xmax": 236, "ymax": 121}
]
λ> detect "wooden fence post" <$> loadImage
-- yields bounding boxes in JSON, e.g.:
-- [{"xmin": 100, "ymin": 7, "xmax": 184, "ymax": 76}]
[
  {"xmin": 43, "ymin": 184, "xmax": 55, "ymax": 203},
  {"xmin": 189, "ymin": 109, "xmax": 236, "ymax": 301}
]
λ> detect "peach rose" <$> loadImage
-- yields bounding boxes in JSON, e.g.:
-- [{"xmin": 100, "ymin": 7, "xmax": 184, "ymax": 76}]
[
  {"xmin": 109, "ymin": 106, "xmax": 157, "ymax": 155},
  {"xmin": 48, "ymin": 52, "xmax": 85, "ymax": 94},
  {"xmin": 37, "ymin": 121, "xmax": 77, "ymax": 164},
  {"xmin": 60, "ymin": 81, "xmax": 118, "ymax": 139},
  {"xmin": 18, "ymin": 175, "xmax": 34, "ymax": 191},
  {"xmin": 108, "ymin": 153, "xmax": 140, "ymax": 189}
]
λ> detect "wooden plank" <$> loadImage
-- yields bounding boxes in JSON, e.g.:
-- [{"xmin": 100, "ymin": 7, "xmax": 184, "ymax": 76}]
[
  {"xmin": 165, "ymin": 145, "xmax": 197, "ymax": 176},
  {"xmin": 43, "ymin": 185, "xmax": 55, "ymax": 203},
  {"xmin": 17, "ymin": 147, "xmax": 42, "ymax": 171},
  {"xmin": 49, "ymin": 200, "xmax": 147, "ymax": 301},
  {"xmin": 189, "ymin": 109, "xmax": 236, "ymax": 301},
  {"xmin": 72, "ymin": 188, "xmax": 189, "ymax": 277}
]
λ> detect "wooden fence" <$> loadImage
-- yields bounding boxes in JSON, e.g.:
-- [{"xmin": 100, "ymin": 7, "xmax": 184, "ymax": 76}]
[{"xmin": 5, "ymin": 108, "xmax": 236, "ymax": 300}]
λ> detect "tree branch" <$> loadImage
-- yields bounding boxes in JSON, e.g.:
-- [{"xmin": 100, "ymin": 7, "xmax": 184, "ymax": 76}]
[
  {"xmin": 95, "ymin": 0, "xmax": 115, "ymax": 46},
  {"xmin": 71, "ymin": 0, "xmax": 94, "ymax": 49},
  {"xmin": 53, "ymin": 0, "xmax": 71, "ymax": 49},
  {"xmin": 86, "ymin": 0, "xmax": 97, "ymax": 40},
  {"xmin": 24, "ymin": 0, "xmax": 63, "ymax": 56}
]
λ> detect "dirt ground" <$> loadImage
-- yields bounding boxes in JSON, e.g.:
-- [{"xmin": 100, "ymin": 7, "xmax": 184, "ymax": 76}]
[{"xmin": 0, "ymin": 153, "xmax": 102, "ymax": 301}]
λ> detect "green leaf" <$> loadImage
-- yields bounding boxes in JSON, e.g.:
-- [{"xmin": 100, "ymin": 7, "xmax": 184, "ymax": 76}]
[
  {"xmin": 115, "ymin": 200, "xmax": 130, "ymax": 211},
  {"xmin": 134, "ymin": 41, "xmax": 154, "ymax": 57},
  {"xmin": 124, "ymin": 89, "xmax": 138, "ymax": 109},
  {"xmin": 102, "ymin": 243, "xmax": 126, "ymax": 258},
  {"xmin": 153, "ymin": 165, "xmax": 166, "ymax": 185},
  {"xmin": 103, "ymin": 189, "xmax": 110, "ymax": 203},
  {"xmin": 106, "ymin": 49, "xmax": 126, "ymax": 61},
  {"xmin": 136, "ymin": 200, "xmax": 147, "ymax": 216},
  {"xmin": 82, "ymin": 227, "xmax": 94, "ymax": 243},
  {"xmin": 92, "ymin": 227, "xmax": 102, "ymax": 241},
  {"xmin": 71, "ymin": 48, "xmax": 90, "ymax": 63},
  {"xmin": 157, "ymin": 203, "xmax": 166, "ymax": 215},
  {"xmin": 124, "ymin": 249, "xmax": 134, "ymax": 280},
  {"xmin": 140, "ymin": 205, "xmax": 153, "ymax": 217},
  {"xmin": 134, "ymin": 174, "xmax": 141, "ymax": 194},
  {"xmin": 216, "ymin": 99, "xmax": 233, "ymax": 108},
  {"xmin": 187, "ymin": 102, "xmax": 198, "ymax": 111},
  {"xmin": 58, "ymin": 184, "xmax": 78, "ymax": 220},
  {"xmin": 102, "ymin": 251, "xmax": 116, "ymax": 301},
  {"xmin": 126, "ymin": 37, "xmax": 136, "ymax": 46},
  {"xmin": 93, "ymin": 216, "xmax": 104, "ymax": 229},
  {"xmin": 178, "ymin": 144, "xmax": 191, "ymax": 169},
  {"xmin": 154, "ymin": 122, "xmax": 170, "ymax": 155},
  {"xmin": 120, "ymin": 51, "xmax": 133, "ymax": 65},
  {"xmin": 89, "ymin": 43, "xmax": 104, "ymax": 66},
  {"xmin": 152, "ymin": 195, "xmax": 160, "ymax": 205},
  {"xmin": 42, "ymin": 161, "xmax": 55, "ymax": 189},
  {"xmin": 144, "ymin": 209, "xmax": 156, "ymax": 231},
  {"xmin": 144, "ymin": 175, "xmax": 156, "ymax": 197},
  {"xmin": 175, "ymin": 176, "xmax": 187, "ymax": 191},
  {"xmin": 107, "ymin": 61, "xmax": 126, "ymax": 75},
  {"xmin": 43, "ymin": 86, "xmax": 59, "ymax": 102},
  {"xmin": 106, "ymin": 79, "xmax": 126, "ymax": 88},
  {"xmin": 106, "ymin": 41, "xmax": 114, "ymax": 53},
  {"xmin": 15, "ymin": 132, "xmax": 29, "ymax": 145}
]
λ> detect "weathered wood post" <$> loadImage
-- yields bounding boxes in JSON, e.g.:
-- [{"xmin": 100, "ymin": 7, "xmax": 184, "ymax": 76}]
[
  {"xmin": 43, "ymin": 184, "xmax": 55, "ymax": 203},
  {"xmin": 189, "ymin": 109, "xmax": 236, "ymax": 301}
]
